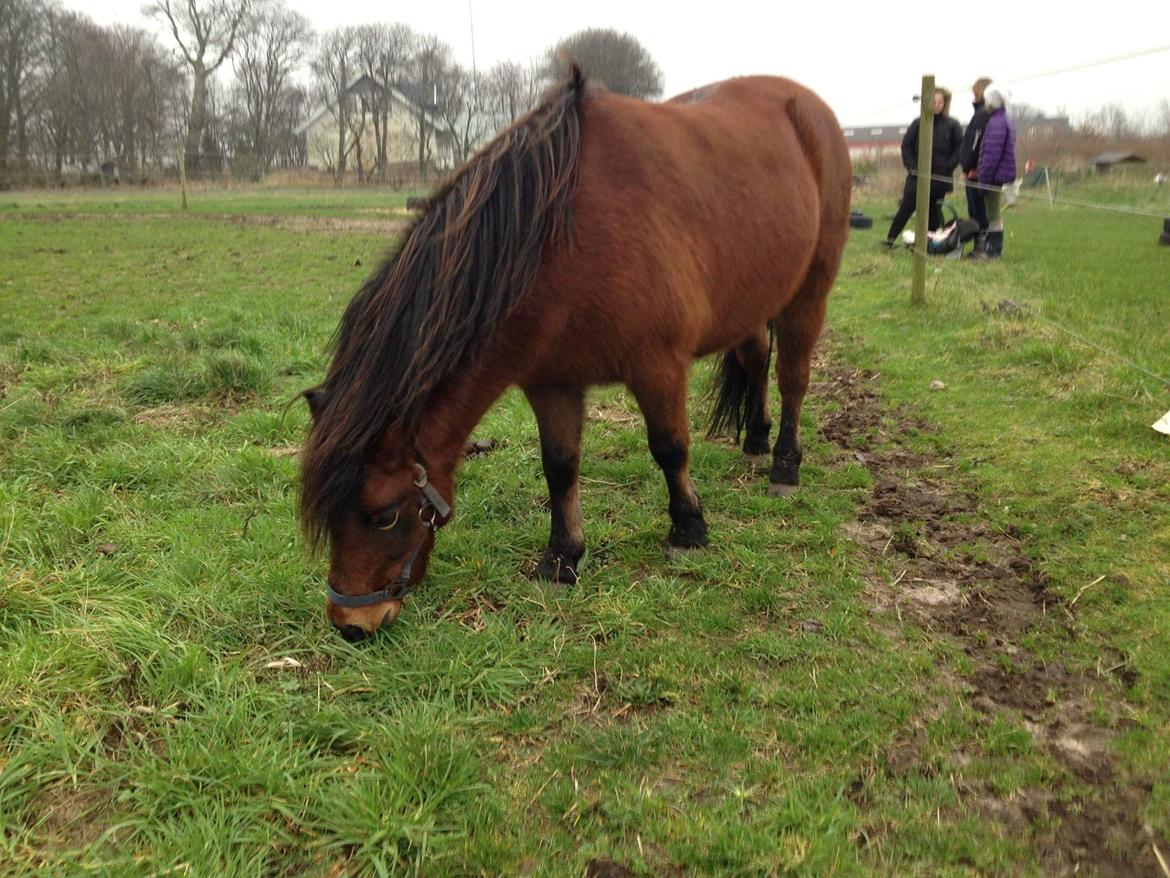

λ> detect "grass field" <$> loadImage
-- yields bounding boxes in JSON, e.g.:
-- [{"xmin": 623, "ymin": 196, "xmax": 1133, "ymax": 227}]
[{"xmin": 1, "ymin": 181, "xmax": 1167, "ymax": 876}]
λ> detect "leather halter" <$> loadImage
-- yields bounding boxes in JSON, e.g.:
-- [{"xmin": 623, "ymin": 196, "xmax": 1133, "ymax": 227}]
[{"xmin": 326, "ymin": 464, "xmax": 451, "ymax": 609}]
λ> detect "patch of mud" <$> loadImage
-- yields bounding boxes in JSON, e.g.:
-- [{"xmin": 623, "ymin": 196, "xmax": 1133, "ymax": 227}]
[
  {"xmin": 2, "ymin": 211, "xmax": 410, "ymax": 237},
  {"xmin": 585, "ymin": 858, "xmax": 639, "ymax": 878},
  {"xmin": 818, "ymin": 352, "xmax": 1163, "ymax": 876},
  {"xmin": 234, "ymin": 214, "xmax": 409, "ymax": 236},
  {"xmin": 253, "ymin": 654, "xmax": 337, "ymax": 688},
  {"xmin": 29, "ymin": 783, "xmax": 112, "ymax": 850}
]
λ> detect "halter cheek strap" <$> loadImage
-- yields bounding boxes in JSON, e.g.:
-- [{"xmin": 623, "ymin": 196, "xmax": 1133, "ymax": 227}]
[{"xmin": 326, "ymin": 471, "xmax": 452, "ymax": 609}]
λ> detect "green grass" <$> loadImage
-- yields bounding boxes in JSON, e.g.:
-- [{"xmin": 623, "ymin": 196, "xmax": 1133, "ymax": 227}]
[
  {"xmin": 1, "ymin": 184, "xmax": 1167, "ymax": 875},
  {"xmin": 0, "ymin": 186, "xmax": 427, "ymax": 217}
]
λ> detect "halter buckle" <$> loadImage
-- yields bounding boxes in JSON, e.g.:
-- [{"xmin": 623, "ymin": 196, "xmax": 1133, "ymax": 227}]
[{"xmin": 412, "ymin": 463, "xmax": 428, "ymax": 488}]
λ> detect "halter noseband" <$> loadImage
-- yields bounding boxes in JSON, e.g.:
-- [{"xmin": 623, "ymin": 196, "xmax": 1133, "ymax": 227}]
[{"xmin": 326, "ymin": 464, "xmax": 452, "ymax": 609}]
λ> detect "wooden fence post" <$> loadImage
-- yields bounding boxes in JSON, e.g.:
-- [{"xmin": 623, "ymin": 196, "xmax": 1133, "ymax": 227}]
[
  {"xmin": 178, "ymin": 149, "xmax": 189, "ymax": 211},
  {"xmin": 911, "ymin": 75, "xmax": 935, "ymax": 306}
]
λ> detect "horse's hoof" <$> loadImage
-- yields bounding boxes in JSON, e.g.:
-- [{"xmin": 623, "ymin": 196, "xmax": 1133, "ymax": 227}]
[
  {"xmin": 769, "ymin": 482, "xmax": 798, "ymax": 498},
  {"xmin": 667, "ymin": 545, "xmax": 705, "ymax": 562},
  {"xmin": 533, "ymin": 564, "xmax": 579, "ymax": 586},
  {"xmin": 532, "ymin": 549, "xmax": 584, "ymax": 585}
]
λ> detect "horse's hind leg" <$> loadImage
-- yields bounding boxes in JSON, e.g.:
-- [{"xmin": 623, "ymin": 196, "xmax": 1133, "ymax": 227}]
[
  {"xmin": 525, "ymin": 386, "xmax": 586, "ymax": 584},
  {"xmin": 770, "ymin": 265, "xmax": 832, "ymax": 497},
  {"xmin": 736, "ymin": 327, "xmax": 773, "ymax": 461},
  {"xmin": 630, "ymin": 366, "xmax": 709, "ymax": 557}
]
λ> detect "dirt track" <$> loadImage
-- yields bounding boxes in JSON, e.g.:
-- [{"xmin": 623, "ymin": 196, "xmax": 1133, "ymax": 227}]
[
  {"xmin": 0, "ymin": 210, "xmax": 411, "ymax": 237},
  {"xmin": 816, "ymin": 347, "xmax": 1163, "ymax": 876}
]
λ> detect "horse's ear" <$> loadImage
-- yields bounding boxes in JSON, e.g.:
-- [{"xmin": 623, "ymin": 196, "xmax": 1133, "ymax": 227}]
[{"xmin": 303, "ymin": 387, "xmax": 328, "ymax": 421}]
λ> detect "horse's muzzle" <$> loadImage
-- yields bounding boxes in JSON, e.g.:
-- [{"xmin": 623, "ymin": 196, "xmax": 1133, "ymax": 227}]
[
  {"xmin": 326, "ymin": 596, "xmax": 402, "ymax": 639},
  {"xmin": 336, "ymin": 624, "xmax": 372, "ymax": 643}
]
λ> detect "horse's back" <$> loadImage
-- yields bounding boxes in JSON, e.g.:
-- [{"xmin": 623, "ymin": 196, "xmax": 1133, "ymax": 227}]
[{"xmin": 524, "ymin": 75, "xmax": 850, "ymax": 383}]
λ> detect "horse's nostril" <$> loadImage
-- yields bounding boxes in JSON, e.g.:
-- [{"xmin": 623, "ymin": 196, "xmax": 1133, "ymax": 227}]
[{"xmin": 336, "ymin": 624, "xmax": 371, "ymax": 643}]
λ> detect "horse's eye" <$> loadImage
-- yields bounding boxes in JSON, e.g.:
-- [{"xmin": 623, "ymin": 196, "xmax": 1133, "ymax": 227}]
[{"xmin": 371, "ymin": 506, "xmax": 401, "ymax": 531}]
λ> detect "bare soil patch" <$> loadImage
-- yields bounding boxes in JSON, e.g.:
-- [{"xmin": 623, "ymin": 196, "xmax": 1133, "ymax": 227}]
[
  {"xmin": 816, "ymin": 350, "xmax": 1164, "ymax": 876},
  {"xmin": 2, "ymin": 211, "xmax": 410, "ymax": 237}
]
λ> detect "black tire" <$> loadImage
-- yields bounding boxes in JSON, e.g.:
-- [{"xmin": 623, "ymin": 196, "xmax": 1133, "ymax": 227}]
[
  {"xmin": 849, "ymin": 212, "xmax": 873, "ymax": 230},
  {"xmin": 1163, "ymin": 218, "xmax": 1170, "ymax": 235},
  {"xmin": 1159, "ymin": 231, "xmax": 1170, "ymax": 246}
]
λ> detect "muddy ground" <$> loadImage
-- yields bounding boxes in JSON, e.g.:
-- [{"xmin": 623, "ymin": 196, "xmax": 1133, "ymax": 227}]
[
  {"xmin": 815, "ymin": 349, "xmax": 1164, "ymax": 876},
  {"xmin": 1, "ymin": 211, "xmax": 411, "ymax": 237}
]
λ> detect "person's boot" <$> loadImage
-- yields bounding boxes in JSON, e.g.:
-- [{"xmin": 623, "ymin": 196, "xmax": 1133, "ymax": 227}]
[
  {"xmin": 965, "ymin": 231, "xmax": 988, "ymax": 259},
  {"xmin": 986, "ymin": 230, "xmax": 1004, "ymax": 259}
]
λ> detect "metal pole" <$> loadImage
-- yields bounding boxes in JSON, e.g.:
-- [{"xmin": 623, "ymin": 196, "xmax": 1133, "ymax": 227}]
[
  {"xmin": 911, "ymin": 74, "xmax": 935, "ymax": 306},
  {"xmin": 468, "ymin": 0, "xmax": 477, "ymax": 79}
]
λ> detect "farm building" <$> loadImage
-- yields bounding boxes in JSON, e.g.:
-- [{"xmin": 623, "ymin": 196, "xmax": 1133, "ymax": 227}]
[
  {"xmin": 1019, "ymin": 114, "xmax": 1072, "ymax": 139},
  {"xmin": 297, "ymin": 74, "xmax": 460, "ymax": 178},
  {"xmin": 1089, "ymin": 150, "xmax": 1147, "ymax": 172},
  {"xmin": 843, "ymin": 114, "xmax": 1073, "ymax": 163},
  {"xmin": 842, "ymin": 124, "xmax": 907, "ymax": 161}
]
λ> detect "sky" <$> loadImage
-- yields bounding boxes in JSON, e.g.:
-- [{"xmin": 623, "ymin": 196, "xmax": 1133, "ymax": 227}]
[{"xmin": 78, "ymin": 1, "xmax": 1170, "ymax": 126}]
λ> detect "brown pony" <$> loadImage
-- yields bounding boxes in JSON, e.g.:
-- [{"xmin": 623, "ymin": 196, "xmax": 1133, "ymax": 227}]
[{"xmin": 301, "ymin": 66, "xmax": 851, "ymax": 640}]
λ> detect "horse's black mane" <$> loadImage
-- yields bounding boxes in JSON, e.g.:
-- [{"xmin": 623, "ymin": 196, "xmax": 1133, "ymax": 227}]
[{"xmin": 300, "ymin": 66, "xmax": 587, "ymax": 546}]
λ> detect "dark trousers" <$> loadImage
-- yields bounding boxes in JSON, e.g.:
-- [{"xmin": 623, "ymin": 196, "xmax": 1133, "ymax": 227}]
[
  {"xmin": 886, "ymin": 175, "xmax": 947, "ymax": 242},
  {"xmin": 966, "ymin": 183, "xmax": 988, "ymax": 232}
]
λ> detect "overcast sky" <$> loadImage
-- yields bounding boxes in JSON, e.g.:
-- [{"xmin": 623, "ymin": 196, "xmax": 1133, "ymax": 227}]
[{"xmin": 78, "ymin": 1, "xmax": 1169, "ymax": 125}]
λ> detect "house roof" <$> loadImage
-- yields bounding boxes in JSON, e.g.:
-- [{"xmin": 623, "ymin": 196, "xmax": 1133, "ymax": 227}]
[
  {"xmin": 296, "ymin": 74, "xmax": 449, "ymax": 136},
  {"xmin": 842, "ymin": 124, "xmax": 907, "ymax": 144},
  {"xmin": 1090, "ymin": 151, "xmax": 1146, "ymax": 166}
]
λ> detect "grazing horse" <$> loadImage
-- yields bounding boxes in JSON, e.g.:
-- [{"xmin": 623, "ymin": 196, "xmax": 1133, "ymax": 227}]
[{"xmin": 301, "ymin": 66, "xmax": 851, "ymax": 640}]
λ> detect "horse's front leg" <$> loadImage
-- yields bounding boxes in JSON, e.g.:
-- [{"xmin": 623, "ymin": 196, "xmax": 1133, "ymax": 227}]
[
  {"xmin": 630, "ymin": 366, "xmax": 709, "ymax": 558},
  {"xmin": 525, "ymin": 385, "xmax": 586, "ymax": 584}
]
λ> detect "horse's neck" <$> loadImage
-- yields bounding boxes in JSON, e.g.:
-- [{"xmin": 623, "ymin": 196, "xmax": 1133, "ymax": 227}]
[{"xmin": 414, "ymin": 361, "xmax": 513, "ymax": 471}]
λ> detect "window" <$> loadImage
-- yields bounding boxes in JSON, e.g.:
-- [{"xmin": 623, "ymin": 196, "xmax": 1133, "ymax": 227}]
[
  {"xmin": 843, "ymin": 129, "xmax": 854, "ymax": 137},
  {"xmin": 871, "ymin": 128, "xmax": 883, "ymax": 136}
]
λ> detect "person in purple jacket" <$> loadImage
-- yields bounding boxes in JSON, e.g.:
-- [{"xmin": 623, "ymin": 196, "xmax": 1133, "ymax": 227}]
[{"xmin": 973, "ymin": 85, "xmax": 1017, "ymax": 259}]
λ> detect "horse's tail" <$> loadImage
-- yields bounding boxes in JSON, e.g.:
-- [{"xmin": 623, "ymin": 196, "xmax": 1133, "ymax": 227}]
[{"xmin": 707, "ymin": 326, "xmax": 774, "ymax": 442}]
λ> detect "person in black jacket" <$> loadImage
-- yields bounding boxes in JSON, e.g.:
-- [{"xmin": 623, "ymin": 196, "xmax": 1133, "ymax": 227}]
[
  {"xmin": 883, "ymin": 87, "xmax": 964, "ymax": 248},
  {"xmin": 959, "ymin": 77, "xmax": 993, "ymax": 255}
]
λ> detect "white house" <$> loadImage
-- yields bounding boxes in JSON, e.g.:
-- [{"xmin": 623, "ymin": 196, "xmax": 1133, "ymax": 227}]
[{"xmin": 297, "ymin": 74, "xmax": 459, "ymax": 178}]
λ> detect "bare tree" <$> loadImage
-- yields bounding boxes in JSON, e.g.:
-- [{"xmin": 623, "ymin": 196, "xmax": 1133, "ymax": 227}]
[
  {"xmin": 407, "ymin": 33, "xmax": 452, "ymax": 181},
  {"xmin": 32, "ymin": 9, "xmax": 183, "ymax": 184},
  {"xmin": 36, "ymin": 8, "xmax": 89, "ymax": 183},
  {"xmin": 1157, "ymin": 99, "xmax": 1170, "ymax": 138},
  {"xmin": 234, "ymin": 1, "xmax": 311, "ymax": 180},
  {"xmin": 269, "ymin": 82, "xmax": 307, "ymax": 168},
  {"xmin": 137, "ymin": 35, "xmax": 187, "ymax": 175},
  {"xmin": 310, "ymin": 26, "xmax": 358, "ymax": 183},
  {"xmin": 435, "ymin": 63, "xmax": 487, "ymax": 165},
  {"xmin": 1, "ymin": 0, "xmax": 48, "ymax": 186},
  {"xmin": 482, "ymin": 60, "xmax": 540, "ymax": 133},
  {"xmin": 147, "ymin": 0, "xmax": 251, "ymax": 175},
  {"xmin": 1081, "ymin": 103, "xmax": 1136, "ymax": 142},
  {"xmin": 198, "ymin": 72, "xmax": 232, "ymax": 172},
  {"xmin": 345, "ymin": 85, "xmax": 369, "ymax": 179},
  {"xmin": 544, "ymin": 28, "xmax": 662, "ymax": 100},
  {"xmin": 354, "ymin": 22, "xmax": 413, "ymax": 182}
]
